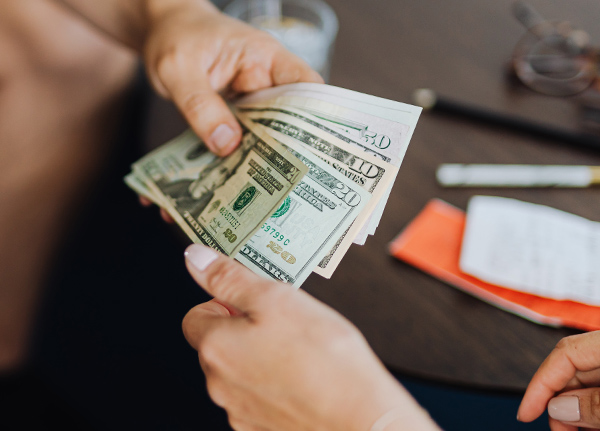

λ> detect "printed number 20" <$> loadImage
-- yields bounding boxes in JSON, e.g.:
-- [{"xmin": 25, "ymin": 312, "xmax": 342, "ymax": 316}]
[
  {"xmin": 224, "ymin": 228, "xmax": 237, "ymax": 243},
  {"xmin": 332, "ymin": 183, "xmax": 361, "ymax": 207}
]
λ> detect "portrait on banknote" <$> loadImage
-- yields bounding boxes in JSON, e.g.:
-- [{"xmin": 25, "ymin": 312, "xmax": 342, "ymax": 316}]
[{"xmin": 156, "ymin": 132, "xmax": 254, "ymax": 219}]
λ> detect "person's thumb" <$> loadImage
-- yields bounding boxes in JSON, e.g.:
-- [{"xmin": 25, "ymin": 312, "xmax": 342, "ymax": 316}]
[
  {"xmin": 184, "ymin": 244, "xmax": 281, "ymax": 314},
  {"xmin": 548, "ymin": 389, "xmax": 600, "ymax": 428}
]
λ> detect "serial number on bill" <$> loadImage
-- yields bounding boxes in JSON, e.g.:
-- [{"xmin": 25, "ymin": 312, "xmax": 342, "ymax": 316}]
[{"xmin": 261, "ymin": 223, "xmax": 291, "ymax": 246}]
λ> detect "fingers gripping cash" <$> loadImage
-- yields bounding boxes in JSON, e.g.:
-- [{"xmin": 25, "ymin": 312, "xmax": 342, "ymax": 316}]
[{"xmin": 126, "ymin": 83, "xmax": 421, "ymax": 287}]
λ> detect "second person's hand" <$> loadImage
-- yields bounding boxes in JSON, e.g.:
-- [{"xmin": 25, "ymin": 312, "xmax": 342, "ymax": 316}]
[
  {"xmin": 182, "ymin": 244, "xmax": 439, "ymax": 431},
  {"xmin": 518, "ymin": 331, "xmax": 600, "ymax": 430}
]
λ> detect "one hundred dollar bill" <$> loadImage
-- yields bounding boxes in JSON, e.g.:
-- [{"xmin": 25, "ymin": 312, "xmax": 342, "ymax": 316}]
[
  {"xmin": 235, "ymin": 114, "xmax": 371, "ymax": 287},
  {"xmin": 239, "ymin": 108, "xmax": 398, "ymax": 277},
  {"xmin": 133, "ymin": 123, "xmax": 308, "ymax": 256}
]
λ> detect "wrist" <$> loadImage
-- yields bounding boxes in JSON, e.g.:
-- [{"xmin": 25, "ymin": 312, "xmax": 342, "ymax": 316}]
[
  {"xmin": 333, "ymin": 366, "xmax": 421, "ymax": 431},
  {"xmin": 370, "ymin": 405, "xmax": 439, "ymax": 431},
  {"xmin": 344, "ymin": 365, "xmax": 439, "ymax": 431}
]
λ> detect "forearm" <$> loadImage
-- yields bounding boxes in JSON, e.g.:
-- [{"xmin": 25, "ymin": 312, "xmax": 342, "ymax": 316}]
[
  {"xmin": 54, "ymin": 0, "xmax": 218, "ymax": 50},
  {"xmin": 381, "ymin": 407, "xmax": 440, "ymax": 431},
  {"xmin": 366, "ymin": 384, "xmax": 440, "ymax": 431}
]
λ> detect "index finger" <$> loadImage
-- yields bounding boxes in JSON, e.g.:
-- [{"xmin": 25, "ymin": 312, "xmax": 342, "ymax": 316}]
[
  {"xmin": 182, "ymin": 299, "xmax": 234, "ymax": 350},
  {"xmin": 270, "ymin": 48, "xmax": 325, "ymax": 86},
  {"xmin": 518, "ymin": 332, "xmax": 600, "ymax": 422},
  {"xmin": 154, "ymin": 58, "xmax": 242, "ymax": 156}
]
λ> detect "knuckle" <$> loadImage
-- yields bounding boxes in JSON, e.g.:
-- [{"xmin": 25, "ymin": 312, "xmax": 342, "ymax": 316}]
[
  {"xmin": 181, "ymin": 91, "xmax": 215, "ymax": 116},
  {"xmin": 155, "ymin": 46, "xmax": 183, "ymax": 81},
  {"xmin": 181, "ymin": 305, "xmax": 209, "ymax": 347},
  {"xmin": 250, "ymin": 283, "xmax": 301, "ymax": 316},
  {"xmin": 205, "ymin": 377, "xmax": 229, "ymax": 408},
  {"xmin": 590, "ymin": 391, "xmax": 600, "ymax": 423},
  {"xmin": 555, "ymin": 335, "xmax": 576, "ymax": 352},
  {"xmin": 333, "ymin": 322, "xmax": 363, "ymax": 345},
  {"xmin": 227, "ymin": 416, "xmax": 247, "ymax": 431},
  {"xmin": 320, "ymin": 320, "xmax": 363, "ymax": 354},
  {"xmin": 205, "ymin": 262, "xmax": 252, "ymax": 300},
  {"xmin": 247, "ymin": 29, "xmax": 280, "ymax": 49},
  {"xmin": 205, "ymin": 261, "xmax": 239, "ymax": 289},
  {"xmin": 274, "ymin": 65, "xmax": 302, "ymax": 84},
  {"xmin": 181, "ymin": 311, "xmax": 196, "ymax": 344},
  {"xmin": 254, "ymin": 285, "xmax": 290, "ymax": 310},
  {"xmin": 197, "ymin": 331, "xmax": 225, "ymax": 370}
]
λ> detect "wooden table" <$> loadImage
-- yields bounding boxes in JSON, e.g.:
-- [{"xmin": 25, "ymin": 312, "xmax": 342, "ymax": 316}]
[
  {"xmin": 299, "ymin": 0, "xmax": 600, "ymax": 391},
  {"xmin": 146, "ymin": 0, "xmax": 600, "ymax": 392}
]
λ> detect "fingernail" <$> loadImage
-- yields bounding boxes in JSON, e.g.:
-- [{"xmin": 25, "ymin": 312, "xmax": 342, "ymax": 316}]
[
  {"xmin": 210, "ymin": 124, "xmax": 236, "ymax": 152},
  {"xmin": 548, "ymin": 396, "xmax": 580, "ymax": 422},
  {"xmin": 184, "ymin": 244, "xmax": 219, "ymax": 271}
]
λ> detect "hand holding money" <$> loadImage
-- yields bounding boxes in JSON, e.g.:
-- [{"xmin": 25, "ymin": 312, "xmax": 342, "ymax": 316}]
[
  {"xmin": 182, "ymin": 243, "xmax": 440, "ymax": 431},
  {"xmin": 143, "ymin": 3, "xmax": 323, "ymax": 155},
  {"xmin": 126, "ymin": 83, "xmax": 421, "ymax": 286}
]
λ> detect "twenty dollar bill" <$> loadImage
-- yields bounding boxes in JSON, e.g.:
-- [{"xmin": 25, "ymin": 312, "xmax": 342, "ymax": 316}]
[{"xmin": 133, "ymin": 123, "xmax": 308, "ymax": 256}]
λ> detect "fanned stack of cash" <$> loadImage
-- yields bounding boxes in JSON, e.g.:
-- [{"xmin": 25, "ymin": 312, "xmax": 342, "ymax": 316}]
[{"xmin": 125, "ymin": 83, "xmax": 421, "ymax": 287}]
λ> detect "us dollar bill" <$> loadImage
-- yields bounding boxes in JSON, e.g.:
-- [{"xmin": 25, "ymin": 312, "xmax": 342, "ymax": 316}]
[
  {"xmin": 249, "ymin": 95, "xmax": 413, "ymax": 238},
  {"xmin": 237, "ymin": 102, "xmax": 406, "ymax": 244},
  {"xmin": 235, "ymin": 114, "xmax": 371, "ymax": 287},
  {"xmin": 238, "ymin": 108, "xmax": 398, "ymax": 278},
  {"xmin": 237, "ymin": 88, "xmax": 422, "ymax": 240},
  {"xmin": 238, "ymin": 95, "xmax": 411, "ymax": 164},
  {"xmin": 133, "ymin": 124, "xmax": 308, "ymax": 256},
  {"xmin": 236, "ymin": 82, "xmax": 421, "ymax": 152}
]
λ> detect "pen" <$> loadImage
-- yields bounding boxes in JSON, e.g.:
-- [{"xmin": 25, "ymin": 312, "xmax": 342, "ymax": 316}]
[
  {"xmin": 413, "ymin": 88, "xmax": 600, "ymax": 152},
  {"xmin": 436, "ymin": 164, "xmax": 600, "ymax": 187}
]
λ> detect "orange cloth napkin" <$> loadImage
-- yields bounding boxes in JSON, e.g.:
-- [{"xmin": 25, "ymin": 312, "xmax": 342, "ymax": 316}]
[{"xmin": 389, "ymin": 199, "xmax": 600, "ymax": 331}]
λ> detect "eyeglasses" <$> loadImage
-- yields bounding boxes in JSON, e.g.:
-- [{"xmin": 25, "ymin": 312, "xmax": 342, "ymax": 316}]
[{"xmin": 511, "ymin": 1, "xmax": 600, "ymax": 97}]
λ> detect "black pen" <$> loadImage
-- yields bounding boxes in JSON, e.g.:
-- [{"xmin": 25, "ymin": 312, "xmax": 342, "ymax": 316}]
[{"xmin": 413, "ymin": 88, "xmax": 600, "ymax": 152}]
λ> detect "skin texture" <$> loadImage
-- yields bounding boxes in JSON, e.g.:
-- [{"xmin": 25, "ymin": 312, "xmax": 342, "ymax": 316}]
[
  {"xmin": 0, "ymin": 0, "xmax": 319, "ymax": 371},
  {"xmin": 182, "ymin": 244, "xmax": 440, "ymax": 431},
  {"xmin": 60, "ymin": 0, "xmax": 323, "ymax": 156},
  {"xmin": 2, "ymin": 2, "xmax": 438, "ymax": 429},
  {"xmin": 0, "ymin": 0, "xmax": 136, "ymax": 370},
  {"xmin": 519, "ymin": 331, "xmax": 600, "ymax": 431}
]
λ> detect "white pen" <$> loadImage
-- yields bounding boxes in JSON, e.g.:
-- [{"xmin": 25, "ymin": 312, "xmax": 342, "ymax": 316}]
[{"xmin": 437, "ymin": 164, "xmax": 600, "ymax": 187}]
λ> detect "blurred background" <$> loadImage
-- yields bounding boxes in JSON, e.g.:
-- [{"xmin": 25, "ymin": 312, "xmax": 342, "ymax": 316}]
[{"xmin": 5, "ymin": 0, "xmax": 600, "ymax": 430}]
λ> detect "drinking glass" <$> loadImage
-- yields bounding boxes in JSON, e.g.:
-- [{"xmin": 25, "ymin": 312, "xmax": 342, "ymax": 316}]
[{"xmin": 224, "ymin": 0, "xmax": 338, "ymax": 82}]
